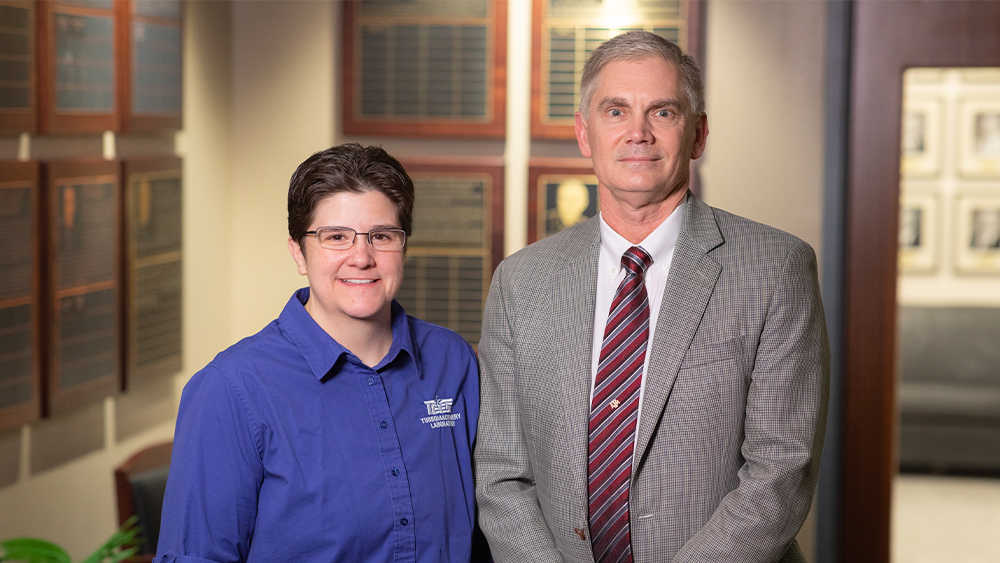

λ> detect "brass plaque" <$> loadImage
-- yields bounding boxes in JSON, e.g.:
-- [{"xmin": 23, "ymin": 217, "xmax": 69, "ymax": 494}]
[
  {"xmin": 53, "ymin": 11, "xmax": 115, "ymax": 112},
  {"xmin": 50, "ymin": 172, "xmax": 118, "ymax": 395},
  {"xmin": 128, "ymin": 169, "xmax": 182, "ymax": 378},
  {"xmin": 358, "ymin": 22, "xmax": 489, "ymax": 120},
  {"xmin": 395, "ymin": 172, "xmax": 492, "ymax": 344},
  {"xmin": 344, "ymin": 0, "xmax": 507, "ymax": 136}
]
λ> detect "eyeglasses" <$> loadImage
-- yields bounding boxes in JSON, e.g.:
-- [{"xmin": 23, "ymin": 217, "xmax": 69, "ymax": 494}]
[{"xmin": 303, "ymin": 226, "xmax": 407, "ymax": 251}]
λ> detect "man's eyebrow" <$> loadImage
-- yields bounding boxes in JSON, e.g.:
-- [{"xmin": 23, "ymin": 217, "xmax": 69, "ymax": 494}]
[
  {"xmin": 596, "ymin": 96, "xmax": 630, "ymax": 109},
  {"xmin": 648, "ymin": 98, "xmax": 684, "ymax": 110},
  {"xmin": 595, "ymin": 97, "xmax": 685, "ymax": 111}
]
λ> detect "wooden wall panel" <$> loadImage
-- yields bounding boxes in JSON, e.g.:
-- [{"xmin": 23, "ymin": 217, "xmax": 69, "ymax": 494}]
[
  {"xmin": 44, "ymin": 159, "xmax": 120, "ymax": 414},
  {"xmin": 0, "ymin": 161, "xmax": 41, "ymax": 430},
  {"xmin": 122, "ymin": 157, "xmax": 182, "ymax": 388}
]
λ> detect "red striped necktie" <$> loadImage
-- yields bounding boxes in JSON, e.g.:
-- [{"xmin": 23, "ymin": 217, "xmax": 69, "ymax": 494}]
[{"xmin": 588, "ymin": 245, "xmax": 653, "ymax": 563}]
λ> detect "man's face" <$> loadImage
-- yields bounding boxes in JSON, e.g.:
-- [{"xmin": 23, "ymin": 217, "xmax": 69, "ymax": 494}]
[{"xmin": 575, "ymin": 56, "xmax": 707, "ymax": 208}]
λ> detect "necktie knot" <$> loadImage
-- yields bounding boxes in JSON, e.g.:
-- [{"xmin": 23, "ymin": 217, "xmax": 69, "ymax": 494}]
[{"xmin": 622, "ymin": 246, "xmax": 653, "ymax": 277}]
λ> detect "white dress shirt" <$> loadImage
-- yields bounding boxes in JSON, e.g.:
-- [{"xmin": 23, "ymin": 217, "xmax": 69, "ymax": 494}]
[{"xmin": 590, "ymin": 198, "xmax": 686, "ymax": 430}]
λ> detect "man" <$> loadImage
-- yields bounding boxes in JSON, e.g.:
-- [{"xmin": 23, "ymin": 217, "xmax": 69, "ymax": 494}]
[{"xmin": 475, "ymin": 31, "xmax": 828, "ymax": 562}]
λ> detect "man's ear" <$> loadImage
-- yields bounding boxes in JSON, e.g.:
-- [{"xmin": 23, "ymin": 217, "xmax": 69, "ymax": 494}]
[
  {"xmin": 575, "ymin": 112, "xmax": 593, "ymax": 158},
  {"xmin": 288, "ymin": 237, "xmax": 308, "ymax": 276},
  {"xmin": 690, "ymin": 113, "xmax": 709, "ymax": 160}
]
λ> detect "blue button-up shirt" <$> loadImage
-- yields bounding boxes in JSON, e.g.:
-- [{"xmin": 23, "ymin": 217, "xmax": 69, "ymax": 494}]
[{"xmin": 156, "ymin": 288, "xmax": 482, "ymax": 562}]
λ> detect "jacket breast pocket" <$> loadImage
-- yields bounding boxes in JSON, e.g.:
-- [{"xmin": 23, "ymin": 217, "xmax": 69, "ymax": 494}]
[
  {"xmin": 670, "ymin": 336, "xmax": 749, "ymax": 424},
  {"xmin": 678, "ymin": 335, "xmax": 745, "ymax": 371}
]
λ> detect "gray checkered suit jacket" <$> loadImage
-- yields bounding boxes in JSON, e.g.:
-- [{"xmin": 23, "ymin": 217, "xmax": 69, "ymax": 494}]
[{"xmin": 475, "ymin": 195, "xmax": 828, "ymax": 562}]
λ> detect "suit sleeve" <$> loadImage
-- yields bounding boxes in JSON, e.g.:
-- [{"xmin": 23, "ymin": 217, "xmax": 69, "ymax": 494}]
[
  {"xmin": 155, "ymin": 366, "xmax": 264, "ymax": 563},
  {"xmin": 475, "ymin": 262, "xmax": 563, "ymax": 562},
  {"xmin": 673, "ymin": 241, "xmax": 830, "ymax": 562}
]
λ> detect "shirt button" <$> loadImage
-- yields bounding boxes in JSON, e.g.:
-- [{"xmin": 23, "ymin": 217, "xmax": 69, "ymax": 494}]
[
  {"xmin": 379, "ymin": 420, "xmax": 388, "ymax": 429},
  {"xmin": 367, "ymin": 376, "xmax": 376, "ymax": 386},
  {"xmin": 400, "ymin": 518, "xmax": 408, "ymax": 526},
  {"xmin": 391, "ymin": 467, "xmax": 399, "ymax": 476}
]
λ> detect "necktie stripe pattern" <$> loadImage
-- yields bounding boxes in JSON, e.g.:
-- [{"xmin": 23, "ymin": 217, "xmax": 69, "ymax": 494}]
[{"xmin": 588, "ymin": 246, "xmax": 652, "ymax": 563}]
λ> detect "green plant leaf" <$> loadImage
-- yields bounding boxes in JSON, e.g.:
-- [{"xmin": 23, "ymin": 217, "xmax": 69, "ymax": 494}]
[
  {"xmin": 79, "ymin": 516, "xmax": 143, "ymax": 563},
  {"xmin": 0, "ymin": 537, "xmax": 72, "ymax": 563}
]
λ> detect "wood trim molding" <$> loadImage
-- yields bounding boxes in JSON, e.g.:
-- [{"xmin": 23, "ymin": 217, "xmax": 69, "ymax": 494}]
[{"xmin": 843, "ymin": 3, "xmax": 1000, "ymax": 561}]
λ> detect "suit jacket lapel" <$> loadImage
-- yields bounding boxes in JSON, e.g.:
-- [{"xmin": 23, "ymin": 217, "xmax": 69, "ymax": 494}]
[
  {"xmin": 551, "ymin": 217, "xmax": 601, "ymax": 525},
  {"xmin": 633, "ymin": 196, "xmax": 724, "ymax": 471}
]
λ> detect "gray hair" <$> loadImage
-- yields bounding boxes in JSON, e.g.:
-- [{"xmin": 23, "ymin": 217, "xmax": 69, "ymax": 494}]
[{"xmin": 578, "ymin": 31, "xmax": 704, "ymax": 117}]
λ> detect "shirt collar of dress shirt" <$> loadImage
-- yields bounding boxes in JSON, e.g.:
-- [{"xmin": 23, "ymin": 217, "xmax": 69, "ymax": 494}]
[
  {"xmin": 597, "ymin": 194, "xmax": 687, "ymax": 275},
  {"xmin": 278, "ymin": 287, "xmax": 418, "ymax": 382}
]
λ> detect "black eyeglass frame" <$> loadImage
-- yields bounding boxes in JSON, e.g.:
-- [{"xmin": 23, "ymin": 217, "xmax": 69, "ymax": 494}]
[{"xmin": 302, "ymin": 226, "xmax": 407, "ymax": 251}]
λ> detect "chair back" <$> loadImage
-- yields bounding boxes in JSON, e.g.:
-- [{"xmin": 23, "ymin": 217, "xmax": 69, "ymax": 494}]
[{"xmin": 114, "ymin": 441, "xmax": 173, "ymax": 558}]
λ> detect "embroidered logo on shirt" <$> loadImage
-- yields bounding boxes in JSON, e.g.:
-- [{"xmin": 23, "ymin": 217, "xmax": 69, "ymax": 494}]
[
  {"xmin": 424, "ymin": 398, "xmax": 453, "ymax": 415},
  {"xmin": 420, "ymin": 398, "xmax": 461, "ymax": 429}
]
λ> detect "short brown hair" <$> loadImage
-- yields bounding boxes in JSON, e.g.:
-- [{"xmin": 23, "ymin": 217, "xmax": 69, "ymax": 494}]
[
  {"xmin": 287, "ymin": 143, "xmax": 414, "ymax": 244},
  {"xmin": 578, "ymin": 30, "xmax": 704, "ymax": 117}
]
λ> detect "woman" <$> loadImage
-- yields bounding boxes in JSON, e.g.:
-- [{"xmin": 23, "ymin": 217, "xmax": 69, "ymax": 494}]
[{"xmin": 156, "ymin": 144, "xmax": 482, "ymax": 562}]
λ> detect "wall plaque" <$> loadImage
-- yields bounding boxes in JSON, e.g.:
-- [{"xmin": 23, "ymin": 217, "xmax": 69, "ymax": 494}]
[
  {"xmin": 342, "ymin": 0, "xmax": 507, "ymax": 138},
  {"xmin": 37, "ymin": 0, "xmax": 119, "ymax": 133},
  {"xmin": 527, "ymin": 158, "xmax": 597, "ymax": 242},
  {"xmin": 531, "ymin": 0, "xmax": 703, "ymax": 139},
  {"xmin": 122, "ymin": 0, "xmax": 182, "ymax": 131},
  {"xmin": 124, "ymin": 158, "xmax": 182, "ymax": 385},
  {"xmin": 46, "ymin": 160, "xmax": 120, "ymax": 414},
  {"xmin": 394, "ymin": 159, "xmax": 503, "ymax": 344},
  {"xmin": 0, "ymin": 1, "xmax": 36, "ymax": 133},
  {"xmin": 0, "ymin": 161, "xmax": 41, "ymax": 431}
]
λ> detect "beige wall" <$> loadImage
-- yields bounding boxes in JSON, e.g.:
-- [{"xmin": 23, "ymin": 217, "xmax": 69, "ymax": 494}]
[
  {"xmin": 0, "ymin": 1, "xmax": 828, "ymax": 558},
  {"xmin": 228, "ymin": 1, "xmax": 336, "ymax": 338},
  {"xmin": 701, "ymin": 1, "xmax": 827, "ymax": 261}
]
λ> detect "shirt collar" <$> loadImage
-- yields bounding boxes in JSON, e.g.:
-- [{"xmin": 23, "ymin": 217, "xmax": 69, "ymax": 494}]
[
  {"xmin": 277, "ymin": 288, "xmax": 418, "ymax": 382},
  {"xmin": 598, "ymin": 194, "xmax": 687, "ymax": 274}
]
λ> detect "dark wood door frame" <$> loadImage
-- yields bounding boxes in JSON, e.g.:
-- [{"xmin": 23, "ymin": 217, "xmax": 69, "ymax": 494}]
[{"xmin": 844, "ymin": 3, "xmax": 1000, "ymax": 561}]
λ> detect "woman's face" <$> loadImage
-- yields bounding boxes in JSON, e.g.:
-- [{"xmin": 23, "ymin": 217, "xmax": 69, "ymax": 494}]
[{"xmin": 288, "ymin": 190, "xmax": 404, "ymax": 330}]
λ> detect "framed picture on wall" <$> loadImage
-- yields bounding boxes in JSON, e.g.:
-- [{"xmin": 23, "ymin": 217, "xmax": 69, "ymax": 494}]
[
  {"xmin": 527, "ymin": 158, "xmax": 597, "ymax": 242},
  {"xmin": 897, "ymin": 191, "xmax": 938, "ymax": 273},
  {"xmin": 958, "ymin": 98, "xmax": 1000, "ymax": 178},
  {"xmin": 899, "ymin": 98, "xmax": 942, "ymax": 178},
  {"xmin": 954, "ymin": 193, "xmax": 1000, "ymax": 274}
]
